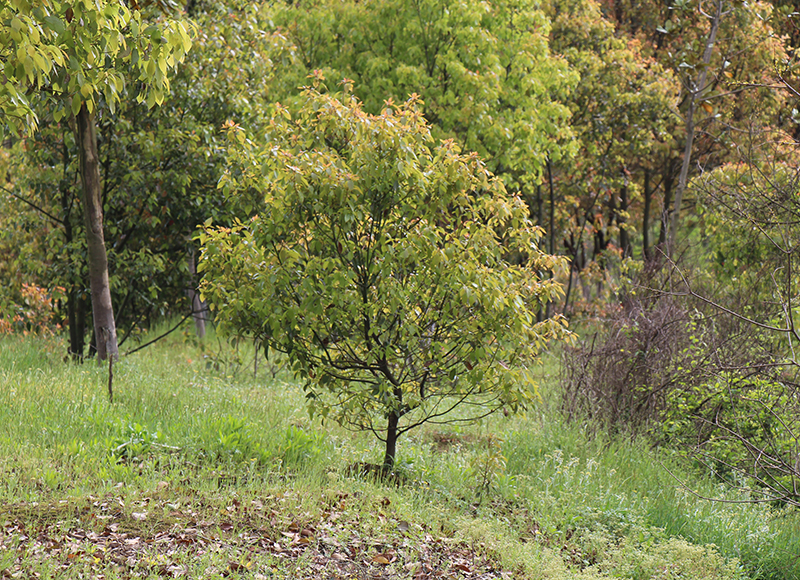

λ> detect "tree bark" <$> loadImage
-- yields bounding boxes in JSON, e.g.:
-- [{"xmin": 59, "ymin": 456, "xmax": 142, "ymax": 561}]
[
  {"xmin": 535, "ymin": 183, "xmax": 543, "ymax": 228},
  {"xmin": 619, "ymin": 182, "xmax": 631, "ymax": 258},
  {"xmin": 547, "ymin": 156, "xmax": 556, "ymax": 258},
  {"xmin": 67, "ymin": 287, "xmax": 87, "ymax": 360},
  {"xmin": 58, "ymin": 133, "xmax": 88, "ymax": 360},
  {"xmin": 546, "ymin": 156, "xmax": 555, "ymax": 318},
  {"xmin": 187, "ymin": 246, "xmax": 206, "ymax": 339},
  {"xmin": 76, "ymin": 103, "xmax": 118, "ymax": 362},
  {"xmin": 658, "ymin": 162, "xmax": 675, "ymax": 248},
  {"xmin": 642, "ymin": 169, "xmax": 652, "ymax": 261},
  {"xmin": 383, "ymin": 411, "xmax": 399, "ymax": 470},
  {"xmin": 534, "ymin": 182, "xmax": 545, "ymax": 322}
]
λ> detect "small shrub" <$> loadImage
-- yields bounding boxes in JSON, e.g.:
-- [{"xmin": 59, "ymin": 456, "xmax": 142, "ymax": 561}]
[
  {"xmin": 470, "ymin": 436, "xmax": 507, "ymax": 500},
  {"xmin": 595, "ymin": 538, "xmax": 746, "ymax": 580},
  {"xmin": 279, "ymin": 424, "xmax": 325, "ymax": 466},
  {"xmin": 664, "ymin": 374, "xmax": 800, "ymax": 504},
  {"xmin": 561, "ymin": 261, "xmax": 800, "ymax": 504},
  {"xmin": 0, "ymin": 283, "xmax": 64, "ymax": 336},
  {"xmin": 561, "ymin": 290, "xmax": 699, "ymax": 434},
  {"xmin": 199, "ymin": 416, "xmax": 268, "ymax": 464},
  {"xmin": 107, "ymin": 421, "xmax": 162, "ymax": 463}
]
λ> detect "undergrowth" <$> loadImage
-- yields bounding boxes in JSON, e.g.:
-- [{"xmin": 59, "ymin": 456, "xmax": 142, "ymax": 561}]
[{"xmin": 0, "ymin": 328, "xmax": 797, "ymax": 579}]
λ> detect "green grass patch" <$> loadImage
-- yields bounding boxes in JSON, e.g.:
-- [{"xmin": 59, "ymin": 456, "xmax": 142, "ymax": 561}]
[{"xmin": 0, "ymin": 331, "xmax": 797, "ymax": 579}]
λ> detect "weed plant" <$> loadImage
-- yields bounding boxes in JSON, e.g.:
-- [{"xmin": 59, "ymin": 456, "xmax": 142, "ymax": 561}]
[{"xmin": 0, "ymin": 330, "xmax": 798, "ymax": 579}]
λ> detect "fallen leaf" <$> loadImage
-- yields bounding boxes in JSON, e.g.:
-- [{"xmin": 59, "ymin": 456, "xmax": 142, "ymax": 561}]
[
  {"xmin": 372, "ymin": 554, "xmax": 391, "ymax": 565},
  {"xmin": 167, "ymin": 564, "xmax": 187, "ymax": 577}
]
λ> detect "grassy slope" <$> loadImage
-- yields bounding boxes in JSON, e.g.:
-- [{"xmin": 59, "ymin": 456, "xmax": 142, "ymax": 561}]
[{"xmin": 0, "ymin": 330, "xmax": 798, "ymax": 579}]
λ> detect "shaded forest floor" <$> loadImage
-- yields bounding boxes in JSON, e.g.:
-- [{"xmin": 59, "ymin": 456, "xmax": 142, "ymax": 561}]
[{"xmin": 1, "ymin": 329, "xmax": 799, "ymax": 579}]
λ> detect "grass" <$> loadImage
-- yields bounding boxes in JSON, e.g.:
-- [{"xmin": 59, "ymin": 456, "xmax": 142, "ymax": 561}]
[{"xmin": 1, "ymin": 327, "xmax": 799, "ymax": 579}]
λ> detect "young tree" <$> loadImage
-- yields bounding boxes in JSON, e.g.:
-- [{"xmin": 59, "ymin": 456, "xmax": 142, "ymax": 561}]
[
  {"xmin": 675, "ymin": 133, "xmax": 800, "ymax": 505},
  {"xmin": 199, "ymin": 88, "xmax": 570, "ymax": 469},
  {"xmin": 0, "ymin": 0, "xmax": 192, "ymax": 360},
  {"xmin": 608, "ymin": 0, "xmax": 788, "ymax": 256},
  {"xmin": 5, "ymin": 1, "xmax": 293, "ymax": 356}
]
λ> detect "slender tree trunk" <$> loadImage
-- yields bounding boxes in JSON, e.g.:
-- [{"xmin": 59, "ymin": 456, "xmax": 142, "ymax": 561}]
[
  {"xmin": 187, "ymin": 246, "xmax": 206, "ymax": 339},
  {"xmin": 67, "ymin": 290, "xmax": 79, "ymax": 357},
  {"xmin": 63, "ymin": 203, "xmax": 87, "ymax": 359},
  {"xmin": 536, "ymin": 183, "xmax": 543, "ymax": 228},
  {"xmin": 383, "ymin": 411, "xmax": 399, "ymax": 470},
  {"xmin": 67, "ymin": 288, "xmax": 87, "ymax": 360},
  {"xmin": 667, "ymin": 0, "xmax": 724, "ymax": 257},
  {"xmin": 60, "ymin": 134, "xmax": 88, "ymax": 360},
  {"xmin": 658, "ymin": 166, "xmax": 674, "ymax": 247},
  {"xmin": 76, "ymin": 104, "xmax": 118, "ymax": 362},
  {"xmin": 534, "ymin": 183, "xmax": 545, "ymax": 322},
  {"xmin": 642, "ymin": 169, "xmax": 652, "ymax": 261},
  {"xmin": 562, "ymin": 262, "xmax": 575, "ymax": 316},
  {"xmin": 547, "ymin": 157, "xmax": 555, "ymax": 258},
  {"xmin": 619, "ymin": 183, "xmax": 630, "ymax": 258},
  {"xmin": 546, "ymin": 156, "xmax": 556, "ymax": 318}
]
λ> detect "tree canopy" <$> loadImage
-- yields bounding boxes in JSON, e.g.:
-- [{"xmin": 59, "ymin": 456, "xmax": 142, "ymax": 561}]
[
  {"xmin": 199, "ymin": 87, "xmax": 570, "ymax": 468},
  {"xmin": 0, "ymin": 0, "xmax": 193, "ymax": 134}
]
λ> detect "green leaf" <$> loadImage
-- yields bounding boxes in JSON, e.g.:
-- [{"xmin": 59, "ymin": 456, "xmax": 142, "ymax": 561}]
[
  {"xmin": 71, "ymin": 93, "xmax": 82, "ymax": 116},
  {"xmin": 43, "ymin": 15, "xmax": 65, "ymax": 35}
]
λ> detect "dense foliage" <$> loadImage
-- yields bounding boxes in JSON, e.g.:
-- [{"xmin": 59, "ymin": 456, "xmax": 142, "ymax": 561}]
[
  {"xmin": 2, "ymin": 0, "xmax": 800, "ymax": 527},
  {"xmin": 199, "ymin": 87, "xmax": 569, "ymax": 467}
]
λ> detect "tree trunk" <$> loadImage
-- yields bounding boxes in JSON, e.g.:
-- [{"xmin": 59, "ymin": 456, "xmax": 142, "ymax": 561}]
[
  {"xmin": 383, "ymin": 411, "xmax": 399, "ymax": 470},
  {"xmin": 535, "ymin": 183, "xmax": 545, "ymax": 322},
  {"xmin": 60, "ymin": 134, "xmax": 88, "ymax": 360},
  {"xmin": 667, "ymin": 0, "xmax": 723, "ymax": 257},
  {"xmin": 547, "ymin": 157, "xmax": 555, "ymax": 258},
  {"xmin": 76, "ymin": 103, "xmax": 118, "ymax": 362},
  {"xmin": 536, "ymin": 183, "xmax": 543, "ymax": 228},
  {"xmin": 658, "ymin": 165, "xmax": 675, "ymax": 248},
  {"xmin": 187, "ymin": 246, "xmax": 206, "ymax": 339},
  {"xmin": 642, "ymin": 169, "xmax": 652, "ymax": 261},
  {"xmin": 546, "ymin": 156, "xmax": 555, "ymax": 318},
  {"xmin": 67, "ymin": 287, "xmax": 87, "ymax": 360},
  {"xmin": 562, "ymin": 261, "xmax": 575, "ymax": 316},
  {"xmin": 619, "ymin": 183, "xmax": 630, "ymax": 258}
]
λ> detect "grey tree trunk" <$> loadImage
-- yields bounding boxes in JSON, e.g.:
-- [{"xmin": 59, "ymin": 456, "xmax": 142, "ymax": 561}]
[
  {"xmin": 618, "ymin": 183, "xmax": 631, "ymax": 258},
  {"xmin": 667, "ymin": 0, "xmax": 724, "ymax": 257},
  {"xmin": 187, "ymin": 246, "xmax": 206, "ymax": 339},
  {"xmin": 76, "ymin": 103, "xmax": 118, "ymax": 362},
  {"xmin": 642, "ymin": 169, "xmax": 652, "ymax": 261}
]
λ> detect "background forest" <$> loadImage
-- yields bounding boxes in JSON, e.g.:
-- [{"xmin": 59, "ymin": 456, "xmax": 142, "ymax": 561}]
[{"xmin": 3, "ymin": 0, "xmax": 800, "ymax": 579}]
